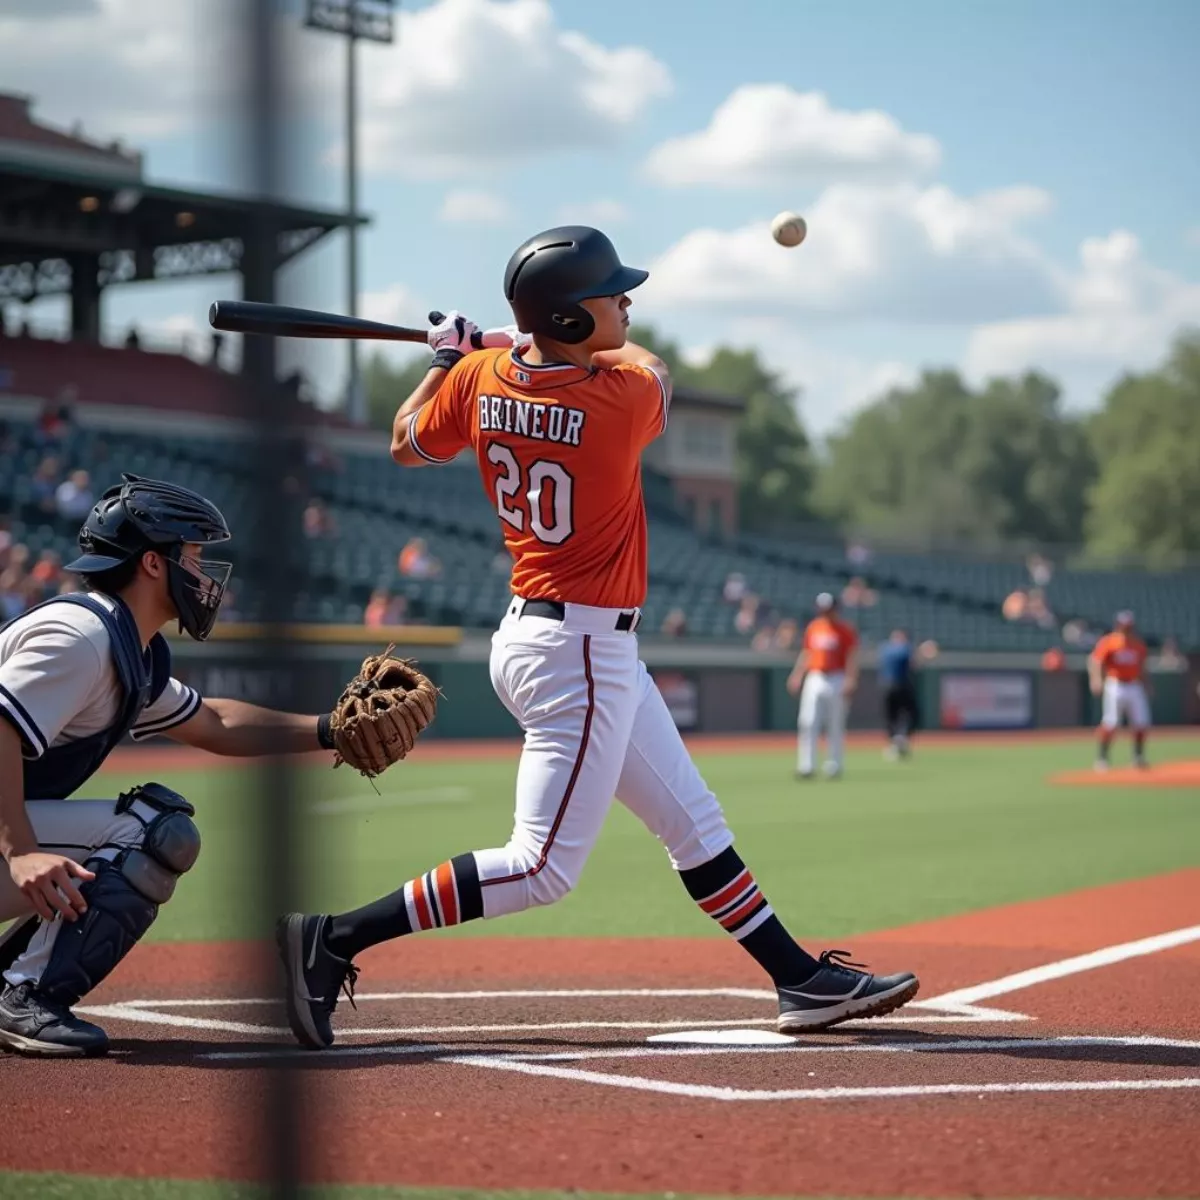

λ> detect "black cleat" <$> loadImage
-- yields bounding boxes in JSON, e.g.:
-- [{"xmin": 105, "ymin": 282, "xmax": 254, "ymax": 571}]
[
  {"xmin": 777, "ymin": 949, "xmax": 919, "ymax": 1033},
  {"xmin": 0, "ymin": 981, "xmax": 109, "ymax": 1057},
  {"xmin": 276, "ymin": 913, "xmax": 359, "ymax": 1050}
]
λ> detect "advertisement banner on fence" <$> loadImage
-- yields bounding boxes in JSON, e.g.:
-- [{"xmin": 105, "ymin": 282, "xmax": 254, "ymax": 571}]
[
  {"xmin": 939, "ymin": 672, "xmax": 1033, "ymax": 730},
  {"xmin": 652, "ymin": 670, "xmax": 700, "ymax": 731}
]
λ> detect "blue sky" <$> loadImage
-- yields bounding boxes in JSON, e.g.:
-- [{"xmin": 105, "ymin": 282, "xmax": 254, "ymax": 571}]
[{"xmin": 5, "ymin": 0, "xmax": 1198, "ymax": 436}]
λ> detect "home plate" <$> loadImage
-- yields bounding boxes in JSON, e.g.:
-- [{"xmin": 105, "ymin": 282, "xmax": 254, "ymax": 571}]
[{"xmin": 647, "ymin": 1028, "xmax": 796, "ymax": 1046}]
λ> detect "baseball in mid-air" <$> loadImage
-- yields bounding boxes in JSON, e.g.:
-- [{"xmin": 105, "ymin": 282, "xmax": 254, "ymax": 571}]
[{"xmin": 771, "ymin": 211, "xmax": 807, "ymax": 248}]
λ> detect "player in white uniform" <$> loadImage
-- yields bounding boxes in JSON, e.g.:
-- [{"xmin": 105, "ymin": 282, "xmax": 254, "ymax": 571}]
[
  {"xmin": 0, "ymin": 475, "xmax": 339, "ymax": 1056},
  {"xmin": 276, "ymin": 226, "xmax": 920, "ymax": 1050}
]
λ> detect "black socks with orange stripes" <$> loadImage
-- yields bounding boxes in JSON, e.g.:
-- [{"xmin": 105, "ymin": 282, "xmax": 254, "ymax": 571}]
[
  {"xmin": 324, "ymin": 852, "xmax": 483, "ymax": 959},
  {"xmin": 678, "ymin": 847, "xmax": 820, "ymax": 985}
]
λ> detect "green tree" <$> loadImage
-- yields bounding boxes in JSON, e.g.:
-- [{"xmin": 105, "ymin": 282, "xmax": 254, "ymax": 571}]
[
  {"xmin": 361, "ymin": 350, "xmax": 433, "ymax": 431},
  {"xmin": 814, "ymin": 368, "xmax": 1094, "ymax": 547},
  {"xmin": 1084, "ymin": 330, "xmax": 1200, "ymax": 566}
]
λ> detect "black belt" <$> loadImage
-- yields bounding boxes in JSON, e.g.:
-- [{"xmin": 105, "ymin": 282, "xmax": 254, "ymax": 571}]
[{"xmin": 518, "ymin": 598, "xmax": 639, "ymax": 632}]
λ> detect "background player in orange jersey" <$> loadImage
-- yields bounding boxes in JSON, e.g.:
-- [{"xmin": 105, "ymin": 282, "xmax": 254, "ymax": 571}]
[
  {"xmin": 1088, "ymin": 610, "xmax": 1151, "ymax": 771},
  {"xmin": 787, "ymin": 593, "xmax": 860, "ymax": 779},
  {"xmin": 276, "ymin": 227, "xmax": 918, "ymax": 1051}
]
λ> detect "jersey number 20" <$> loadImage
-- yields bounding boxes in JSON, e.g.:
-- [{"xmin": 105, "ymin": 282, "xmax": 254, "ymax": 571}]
[{"xmin": 487, "ymin": 443, "xmax": 574, "ymax": 545}]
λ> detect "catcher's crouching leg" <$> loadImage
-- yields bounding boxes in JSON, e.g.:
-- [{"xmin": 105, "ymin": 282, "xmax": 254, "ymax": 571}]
[{"xmin": 37, "ymin": 783, "xmax": 201, "ymax": 1008}]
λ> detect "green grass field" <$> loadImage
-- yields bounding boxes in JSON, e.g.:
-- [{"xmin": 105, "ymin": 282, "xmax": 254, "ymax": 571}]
[{"xmin": 88, "ymin": 733, "xmax": 1200, "ymax": 945}]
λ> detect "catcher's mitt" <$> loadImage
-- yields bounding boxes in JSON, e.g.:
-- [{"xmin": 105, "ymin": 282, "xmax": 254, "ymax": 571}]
[{"xmin": 329, "ymin": 644, "xmax": 439, "ymax": 778}]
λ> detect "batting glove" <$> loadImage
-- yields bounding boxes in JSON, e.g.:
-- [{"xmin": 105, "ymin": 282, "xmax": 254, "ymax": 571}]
[{"xmin": 427, "ymin": 309, "xmax": 480, "ymax": 369}]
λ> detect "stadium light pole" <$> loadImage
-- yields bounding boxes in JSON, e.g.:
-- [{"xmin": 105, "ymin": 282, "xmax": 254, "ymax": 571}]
[{"xmin": 303, "ymin": 0, "xmax": 396, "ymax": 426}]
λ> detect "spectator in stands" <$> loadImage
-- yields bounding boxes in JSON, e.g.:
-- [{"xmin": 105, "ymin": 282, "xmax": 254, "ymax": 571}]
[
  {"xmin": 54, "ymin": 468, "xmax": 94, "ymax": 522},
  {"xmin": 846, "ymin": 539, "xmax": 872, "ymax": 567},
  {"xmin": 840, "ymin": 575, "xmax": 878, "ymax": 609},
  {"xmin": 660, "ymin": 607, "xmax": 689, "ymax": 638},
  {"xmin": 30, "ymin": 549, "xmax": 63, "ymax": 595},
  {"xmin": 124, "ymin": 326, "xmax": 142, "ymax": 351},
  {"xmin": 1025, "ymin": 587, "xmax": 1056, "ymax": 630},
  {"xmin": 209, "ymin": 331, "xmax": 225, "ymax": 367},
  {"xmin": 398, "ymin": 536, "xmax": 442, "ymax": 580},
  {"xmin": 917, "ymin": 639, "xmax": 940, "ymax": 661},
  {"xmin": 0, "ymin": 518, "xmax": 12, "ymax": 565},
  {"xmin": 1062, "ymin": 618, "xmax": 1097, "ymax": 650},
  {"xmin": 0, "ymin": 566, "xmax": 26, "ymax": 621},
  {"xmin": 364, "ymin": 588, "xmax": 408, "ymax": 628},
  {"xmin": 1002, "ymin": 588, "xmax": 1028, "ymax": 621},
  {"xmin": 302, "ymin": 498, "xmax": 337, "ymax": 539},
  {"xmin": 29, "ymin": 455, "xmax": 62, "ymax": 515},
  {"xmin": 1041, "ymin": 646, "xmax": 1066, "ymax": 672},
  {"xmin": 1026, "ymin": 553, "xmax": 1054, "ymax": 587},
  {"xmin": 0, "ymin": 420, "xmax": 13, "ymax": 458},
  {"xmin": 772, "ymin": 617, "xmax": 799, "ymax": 651},
  {"xmin": 218, "ymin": 584, "xmax": 244, "ymax": 624},
  {"xmin": 722, "ymin": 572, "xmax": 747, "ymax": 604},
  {"xmin": 733, "ymin": 593, "xmax": 762, "ymax": 637},
  {"xmin": 35, "ymin": 389, "xmax": 75, "ymax": 446}
]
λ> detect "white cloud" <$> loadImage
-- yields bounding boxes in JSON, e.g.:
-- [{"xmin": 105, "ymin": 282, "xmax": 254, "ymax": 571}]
[
  {"xmin": 644, "ymin": 85, "xmax": 940, "ymax": 188},
  {"xmin": 356, "ymin": 0, "xmax": 671, "ymax": 178},
  {"xmin": 964, "ymin": 230, "xmax": 1200, "ymax": 400},
  {"xmin": 643, "ymin": 182, "xmax": 1062, "ymax": 323},
  {"xmin": 0, "ymin": 0, "xmax": 240, "ymax": 142},
  {"xmin": 361, "ymin": 283, "xmax": 427, "ymax": 329},
  {"xmin": 554, "ymin": 198, "xmax": 630, "ymax": 226},
  {"xmin": 438, "ymin": 189, "xmax": 512, "ymax": 225}
]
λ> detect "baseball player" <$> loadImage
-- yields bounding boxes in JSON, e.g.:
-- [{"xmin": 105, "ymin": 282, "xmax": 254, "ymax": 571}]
[
  {"xmin": 1088, "ymin": 610, "xmax": 1151, "ymax": 771},
  {"xmin": 276, "ymin": 226, "xmax": 919, "ymax": 1050},
  {"xmin": 786, "ymin": 593, "xmax": 859, "ymax": 779},
  {"xmin": 878, "ymin": 628, "xmax": 918, "ymax": 761},
  {"xmin": 0, "ymin": 474, "xmax": 340, "ymax": 1056}
]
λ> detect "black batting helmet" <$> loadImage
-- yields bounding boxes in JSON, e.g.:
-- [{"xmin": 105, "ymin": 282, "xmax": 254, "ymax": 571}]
[
  {"xmin": 66, "ymin": 474, "xmax": 232, "ymax": 641},
  {"xmin": 503, "ymin": 225, "xmax": 648, "ymax": 344}
]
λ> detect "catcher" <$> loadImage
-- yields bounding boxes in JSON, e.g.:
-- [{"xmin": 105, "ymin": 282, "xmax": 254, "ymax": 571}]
[{"xmin": 0, "ymin": 473, "xmax": 432, "ymax": 1056}]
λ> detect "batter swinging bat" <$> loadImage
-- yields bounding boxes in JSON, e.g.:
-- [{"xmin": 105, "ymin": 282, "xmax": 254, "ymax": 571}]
[{"xmin": 208, "ymin": 301, "xmax": 502, "ymax": 349}]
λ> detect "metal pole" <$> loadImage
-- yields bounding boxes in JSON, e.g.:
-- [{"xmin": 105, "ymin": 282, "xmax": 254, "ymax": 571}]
[{"xmin": 346, "ymin": 22, "xmax": 363, "ymax": 425}]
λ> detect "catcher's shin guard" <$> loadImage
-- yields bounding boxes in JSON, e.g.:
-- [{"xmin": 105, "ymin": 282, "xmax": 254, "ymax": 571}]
[{"xmin": 38, "ymin": 784, "xmax": 201, "ymax": 1006}]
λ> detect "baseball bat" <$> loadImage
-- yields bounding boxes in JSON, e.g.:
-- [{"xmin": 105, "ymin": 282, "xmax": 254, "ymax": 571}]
[
  {"xmin": 208, "ymin": 300, "xmax": 428, "ymax": 343},
  {"xmin": 208, "ymin": 301, "xmax": 504, "ymax": 350}
]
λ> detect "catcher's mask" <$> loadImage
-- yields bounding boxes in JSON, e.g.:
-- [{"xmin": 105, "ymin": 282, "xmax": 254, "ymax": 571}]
[{"xmin": 66, "ymin": 473, "xmax": 233, "ymax": 641}]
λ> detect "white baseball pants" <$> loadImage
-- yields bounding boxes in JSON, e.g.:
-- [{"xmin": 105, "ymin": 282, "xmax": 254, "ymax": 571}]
[
  {"xmin": 477, "ymin": 601, "xmax": 734, "ymax": 918},
  {"xmin": 1101, "ymin": 678, "xmax": 1150, "ymax": 730},
  {"xmin": 0, "ymin": 798, "xmax": 148, "ymax": 987},
  {"xmin": 797, "ymin": 670, "xmax": 847, "ymax": 775}
]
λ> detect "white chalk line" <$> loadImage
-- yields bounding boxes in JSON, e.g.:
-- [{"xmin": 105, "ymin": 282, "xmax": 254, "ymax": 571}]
[
  {"xmin": 198, "ymin": 1033, "xmax": 1200, "ymax": 1065},
  {"xmin": 81, "ymin": 1007, "xmax": 1017, "ymax": 1041},
  {"xmin": 450, "ymin": 1057, "xmax": 1200, "ymax": 1103},
  {"xmin": 926, "ymin": 924, "xmax": 1200, "ymax": 1008}
]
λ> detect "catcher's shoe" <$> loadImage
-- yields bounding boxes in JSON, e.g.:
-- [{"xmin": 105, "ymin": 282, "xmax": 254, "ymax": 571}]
[
  {"xmin": 777, "ymin": 950, "xmax": 919, "ymax": 1034},
  {"xmin": 0, "ymin": 981, "xmax": 109, "ymax": 1057},
  {"xmin": 276, "ymin": 913, "xmax": 359, "ymax": 1050}
]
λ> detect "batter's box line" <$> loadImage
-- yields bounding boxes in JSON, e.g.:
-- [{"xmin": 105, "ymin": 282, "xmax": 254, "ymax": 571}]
[{"xmin": 83, "ymin": 986, "xmax": 1031, "ymax": 1027}]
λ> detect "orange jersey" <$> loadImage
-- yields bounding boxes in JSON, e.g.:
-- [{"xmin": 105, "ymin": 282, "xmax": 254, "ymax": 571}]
[
  {"xmin": 803, "ymin": 615, "xmax": 858, "ymax": 672},
  {"xmin": 409, "ymin": 347, "xmax": 669, "ymax": 609},
  {"xmin": 1090, "ymin": 632, "xmax": 1147, "ymax": 682}
]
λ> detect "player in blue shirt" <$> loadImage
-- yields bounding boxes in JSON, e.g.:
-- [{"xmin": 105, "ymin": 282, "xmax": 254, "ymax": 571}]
[{"xmin": 877, "ymin": 629, "xmax": 918, "ymax": 760}]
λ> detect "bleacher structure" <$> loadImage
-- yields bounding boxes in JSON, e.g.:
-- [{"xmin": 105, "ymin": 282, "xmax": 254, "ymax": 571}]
[{"xmin": 4, "ymin": 408, "xmax": 1197, "ymax": 651}]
